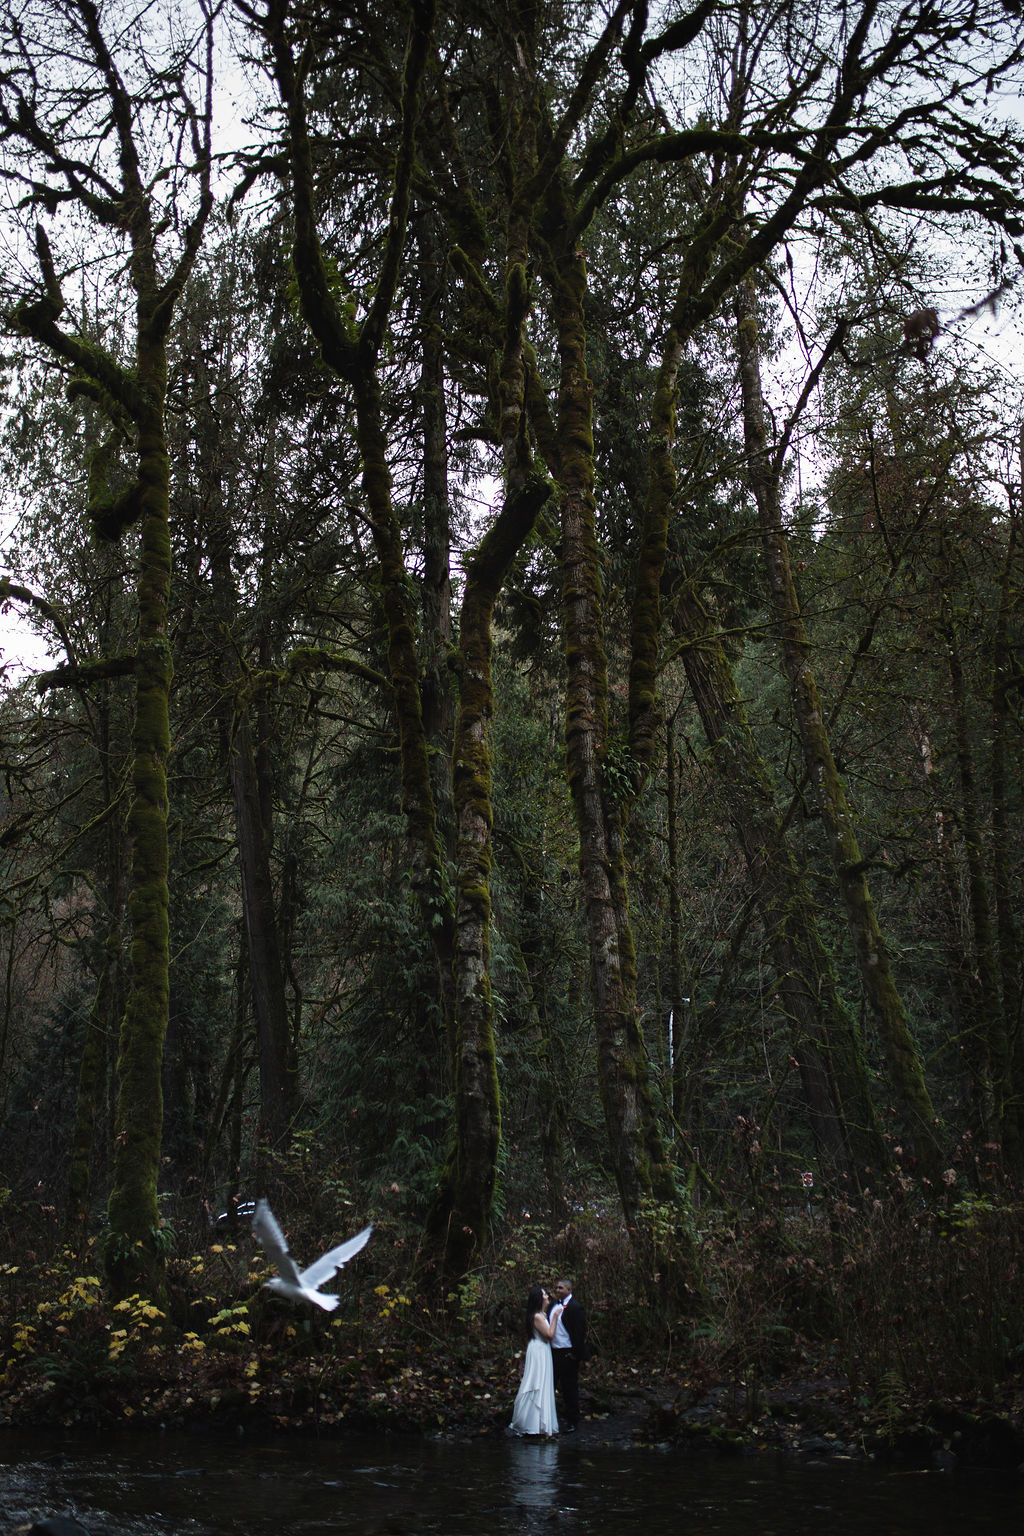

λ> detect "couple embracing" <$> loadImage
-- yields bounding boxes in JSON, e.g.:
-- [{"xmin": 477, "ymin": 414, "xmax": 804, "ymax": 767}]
[{"xmin": 509, "ymin": 1277, "xmax": 589, "ymax": 1437}]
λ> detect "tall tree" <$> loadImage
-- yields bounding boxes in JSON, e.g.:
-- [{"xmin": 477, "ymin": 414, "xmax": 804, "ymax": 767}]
[
  {"xmin": 171, "ymin": 236, "xmax": 299, "ymax": 1155},
  {"xmin": 253, "ymin": 0, "xmax": 550, "ymax": 1276},
  {"xmin": 989, "ymin": 428, "xmax": 1024, "ymax": 1161},
  {"xmin": 0, "ymin": 0, "xmax": 216, "ymax": 1297},
  {"xmin": 813, "ymin": 307, "xmax": 1024, "ymax": 1171},
  {"xmin": 734, "ymin": 280, "xmax": 945, "ymax": 1178}
]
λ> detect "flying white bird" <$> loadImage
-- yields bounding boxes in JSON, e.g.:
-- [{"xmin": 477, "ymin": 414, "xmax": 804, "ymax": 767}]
[{"xmin": 252, "ymin": 1198, "xmax": 372, "ymax": 1311}]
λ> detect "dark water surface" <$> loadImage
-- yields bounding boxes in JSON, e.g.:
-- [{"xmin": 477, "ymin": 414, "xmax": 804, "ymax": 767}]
[{"xmin": 2, "ymin": 1429, "xmax": 1022, "ymax": 1535}]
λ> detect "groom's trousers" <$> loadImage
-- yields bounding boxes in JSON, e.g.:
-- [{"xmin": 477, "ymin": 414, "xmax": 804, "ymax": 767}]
[{"xmin": 552, "ymin": 1348, "xmax": 579, "ymax": 1426}]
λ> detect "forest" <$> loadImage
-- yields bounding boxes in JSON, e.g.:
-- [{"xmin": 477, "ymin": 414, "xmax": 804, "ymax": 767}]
[{"xmin": 1, "ymin": 0, "xmax": 1023, "ymax": 1448}]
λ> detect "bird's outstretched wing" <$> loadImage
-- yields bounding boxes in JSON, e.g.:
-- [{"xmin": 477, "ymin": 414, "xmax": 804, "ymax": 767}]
[
  {"xmin": 252, "ymin": 1199, "xmax": 302, "ymax": 1287},
  {"xmin": 300, "ymin": 1225, "xmax": 372, "ymax": 1290}
]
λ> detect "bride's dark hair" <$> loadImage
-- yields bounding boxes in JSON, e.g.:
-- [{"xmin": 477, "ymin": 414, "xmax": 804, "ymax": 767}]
[{"xmin": 525, "ymin": 1285, "xmax": 545, "ymax": 1338}]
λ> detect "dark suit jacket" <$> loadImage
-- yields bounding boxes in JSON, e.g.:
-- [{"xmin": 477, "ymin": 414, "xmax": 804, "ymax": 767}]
[{"xmin": 561, "ymin": 1296, "xmax": 590, "ymax": 1361}]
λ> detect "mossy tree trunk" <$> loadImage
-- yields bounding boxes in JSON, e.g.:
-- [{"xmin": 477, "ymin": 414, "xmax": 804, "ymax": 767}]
[
  {"xmin": 416, "ymin": 211, "xmax": 456, "ymax": 846},
  {"xmin": 425, "ymin": 15, "xmax": 553, "ymax": 1272},
  {"xmin": 939, "ymin": 580, "xmax": 1009, "ymax": 1146},
  {"xmin": 540, "ymin": 179, "xmax": 681, "ymax": 1233},
  {"xmin": 6, "ymin": 0, "xmax": 215, "ymax": 1299},
  {"xmin": 523, "ymin": 0, "xmax": 913, "ymax": 1245},
  {"xmin": 734, "ymin": 280, "xmax": 944, "ymax": 1183},
  {"xmin": 431, "ymin": 472, "xmax": 551, "ymax": 1274},
  {"xmin": 65, "ymin": 660, "xmax": 129, "ymax": 1243},
  {"xmin": 16, "ymin": 307, "xmax": 179, "ymax": 1302},
  {"xmin": 912, "ymin": 709, "xmax": 984, "ymax": 1111},
  {"xmin": 66, "ymin": 928, "xmax": 122, "ymax": 1245},
  {"xmin": 218, "ymin": 525, "xmax": 296, "ymax": 1156},
  {"xmin": 990, "ymin": 485, "xmax": 1023, "ymax": 1167},
  {"xmin": 268, "ymin": 0, "xmax": 536, "ymax": 1275},
  {"xmin": 182, "ymin": 303, "xmax": 298, "ymax": 1158},
  {"xmin": 227, "ymin": 706, "xmax": 296, "ymax": 1151},
  {"xmin": 664, "ymin": 711, "xmax": 692, "ymax": 1132},
  {"xmin": 265, "ymin": 0, "xmax": 456, "ymax": 1017},
  {"xmin": 104, "ymin": 339, "xmax": 174, "ymax": 1300}
]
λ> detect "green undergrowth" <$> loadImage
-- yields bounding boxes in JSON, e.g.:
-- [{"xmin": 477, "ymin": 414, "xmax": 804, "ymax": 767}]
[{"xmin": 1, "ymin": 1183, "xmax": 1022, "ymax": 1445}]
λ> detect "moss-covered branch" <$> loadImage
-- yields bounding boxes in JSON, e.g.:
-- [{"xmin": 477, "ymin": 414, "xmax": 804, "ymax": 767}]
[
  {"xmin": 34, "ymin": 654, "xmax": 137, "ymax": 693},
  {"xmin": 0, "ymin": 576, "xmax": 77, "ymax": 672},
  {"xmin": 278, "ymin": 647, "xmax": 390, "ymax": 694},
  {"xmin": 361, "ymin": 0, "xmax": 436, "ymax": 361},
  {"xmin": 12, "ymin": 225, "xmax": 149, "ymax": 423},
  {"xmin": 264, "ymin": 0, "xmax": 359, "ymax": 377}
]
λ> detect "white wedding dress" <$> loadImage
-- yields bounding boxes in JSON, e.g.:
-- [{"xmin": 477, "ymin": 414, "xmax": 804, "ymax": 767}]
[{"xmin": 509, "ymin": 1326, "xmax": 559, "ymax": 1437}]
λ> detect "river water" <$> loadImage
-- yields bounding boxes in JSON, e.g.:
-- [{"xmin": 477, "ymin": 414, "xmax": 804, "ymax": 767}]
[{"xmin": 1, "ymin": 1429, "xmax": 1022, "ymax": 1535}]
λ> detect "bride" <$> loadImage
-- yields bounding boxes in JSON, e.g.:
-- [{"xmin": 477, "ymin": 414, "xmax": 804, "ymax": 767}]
[{"xmin": 509, "ymin": 1285, "xmax": 561, "ymax": 1437}]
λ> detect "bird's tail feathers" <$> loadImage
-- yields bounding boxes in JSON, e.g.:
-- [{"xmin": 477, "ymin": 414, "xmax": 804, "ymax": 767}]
[{"xmin": 308, "ymin": 1291, "xmax": 341, "ymax": 1311}]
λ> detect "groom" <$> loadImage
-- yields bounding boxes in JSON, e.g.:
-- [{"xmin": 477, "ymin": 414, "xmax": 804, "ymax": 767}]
[{"xmin": 551, "ymin": 1276, "xmax": 589, "ymax": 1431}]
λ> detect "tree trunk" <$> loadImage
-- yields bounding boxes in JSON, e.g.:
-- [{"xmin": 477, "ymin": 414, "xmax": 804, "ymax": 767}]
[
  {"xmin": 429, "ymin": 475, "xmax": 550, "ymax": 1274},
  {"xmin": 103, "ymin": 390, "xmax": 173, "ymax": 1298},
  {"xmin": 269, "ymin": 0, "xmax": 544, "ymax": 1283},
  {"xmin": 267, "ymin": 0, "xmax": 456, "ymax": 1024},
  {"xmin": 66, "ymin": 931, "xmax": 120, "ymax": 1243},
  {"xmin": 350, "ymin": 367, "xmax": 458, "ymax": 1026},
  {"xmin": 542, "ymin": 194, "xmax": 679, "ymax": 1231},
  {"xmin": 990, "ymin": 488, "xmax": 1023, "ymax": 1166},
  {"xmin": 734, "ymin": 280, "xmax": 944, "ymax": 1183},
  {"xmin": 416, "ymin": 211, "xmax": 455, "ymax": 846},
  {"xmin": 664, "ymin": 713, "xmax": 691, "ymax": 1131},
  {"xmin": 4, "ymin": 0, "xmax": 215, "ymax": 1301},
  {"xmin": 912, "ymin": 708, "xmax": 980, "ymax": 1117},
  {"xmin": 427, "ymin": 39, "xmax": 549, "ymax": 1268},
  {"xmin": 228, "ymin": 708, "xmax": 295, "ymax": 1150},
  {"xmin": 670, "ymin": 579, "xmax": 886, "ymax": 1185},
  {"xmin": 940, "ymin": 586, "xmax": 1008, "ymax": 1144},
  {"xmin": 66, "ymin": 666, "xmax": 128, "ymax": 1240}
]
